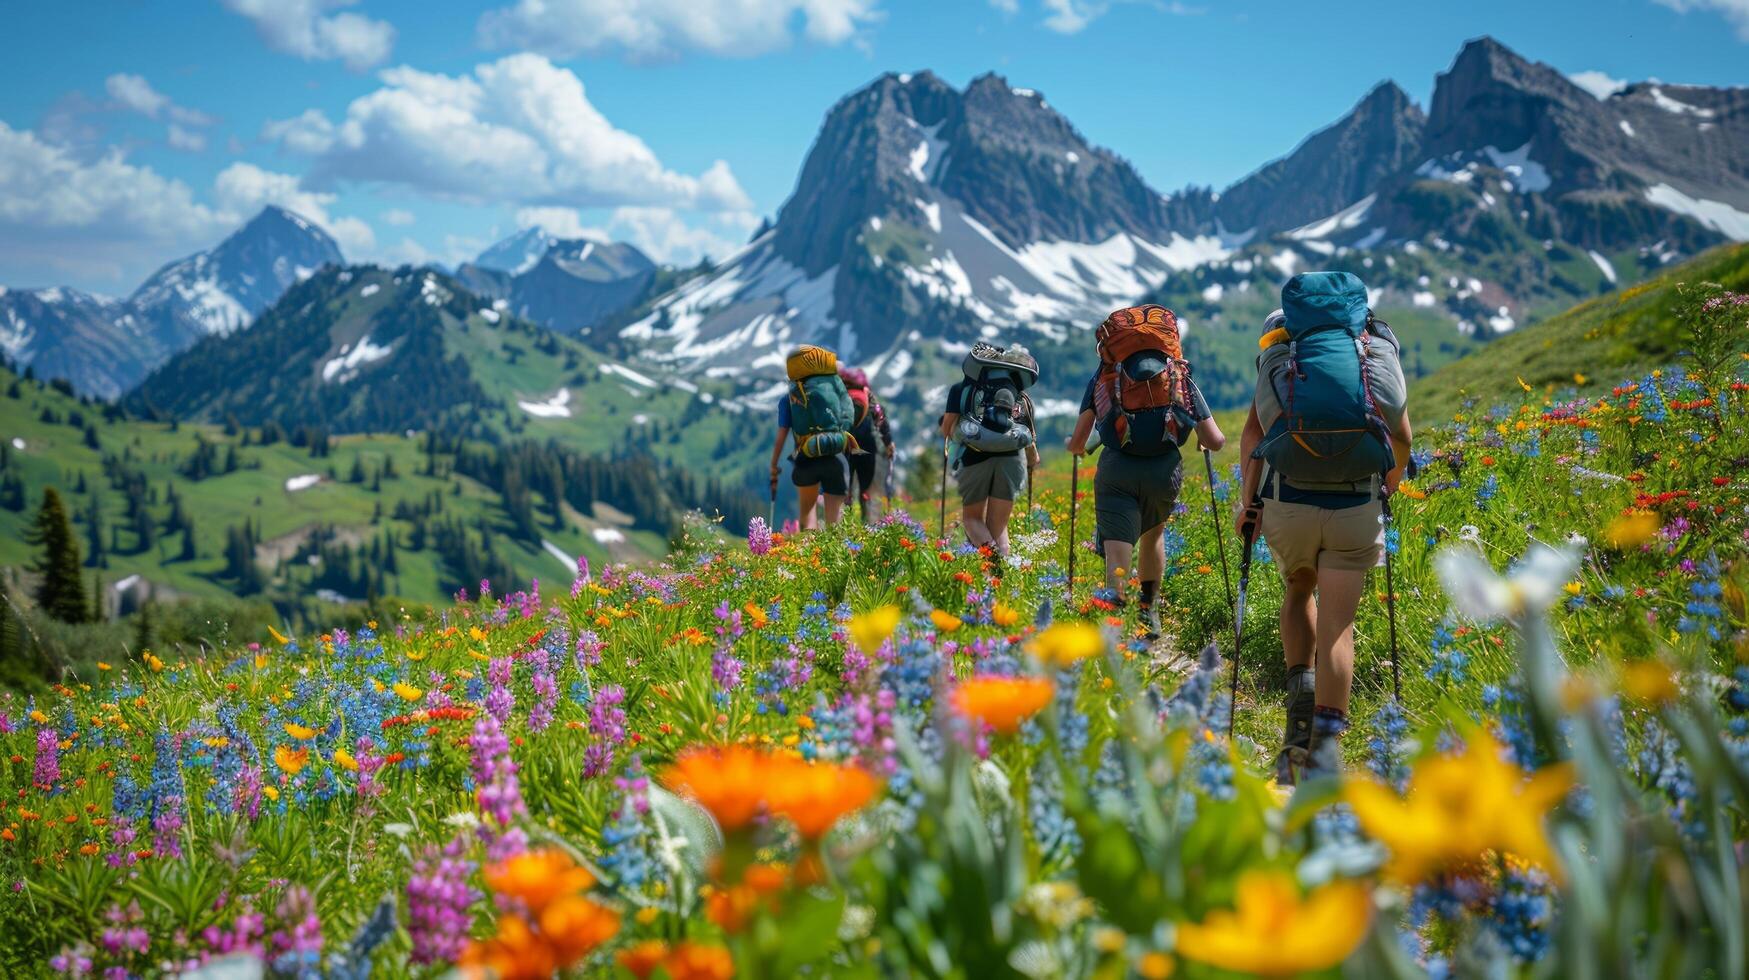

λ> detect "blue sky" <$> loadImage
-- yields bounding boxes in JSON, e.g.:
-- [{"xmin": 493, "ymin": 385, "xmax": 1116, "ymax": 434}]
[{"xmin": 3, "ymin": 0, "xmax": 1746, "ymax": 294}]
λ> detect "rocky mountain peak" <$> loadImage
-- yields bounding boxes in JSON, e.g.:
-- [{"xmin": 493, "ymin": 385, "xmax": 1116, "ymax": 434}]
[{"xmin": 1215, "ymin": 80, "xmax": 1427, "ymax": 235}]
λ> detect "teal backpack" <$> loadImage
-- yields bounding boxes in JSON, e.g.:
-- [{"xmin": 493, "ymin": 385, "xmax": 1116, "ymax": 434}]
[
  {"xmin": 1253, "ymin": 272, "xmax": 1396, "ymax": 488},
  {"xmin": 788, "ymin": 372, "xmax": 856, "ymax": 459}
]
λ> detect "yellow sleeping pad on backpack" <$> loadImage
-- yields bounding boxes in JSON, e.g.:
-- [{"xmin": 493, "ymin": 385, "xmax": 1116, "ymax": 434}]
[{"xmin": 786, "ymin": 345, "xmax": 838, "ymax": 381}]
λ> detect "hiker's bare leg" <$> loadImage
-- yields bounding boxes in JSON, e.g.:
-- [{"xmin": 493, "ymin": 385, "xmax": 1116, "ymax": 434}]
[
  {"xmin": 1312, "ymin": 565, "xmax": 1365, "ymax": 713},
  {"xmin": 962, "ymin": 502, "xmax": 992, "ymax": 549},
  {"xmin": 1281, "ymin": 567, "xmax": 1317, "ymax": 671},
  {"xmin": 797, "ymin": 485, "xmax": 821, "ymax": 531},
  {"xmin": 1103, "ymin": 540, "xmax": 1133, "ymax": 601},
  {"xmin": 984, "ymin": 497, "xmax": 1015, "ymax": 555},
  {"xmin": 822, "ymin": 494, "xmax": 847, "ymax": 526},
  {"xmin": 1137, "ymin": 524, "xmax": 1165, "ymax": 583}
]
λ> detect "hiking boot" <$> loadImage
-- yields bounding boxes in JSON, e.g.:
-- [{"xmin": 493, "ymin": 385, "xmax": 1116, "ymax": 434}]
[
  {"xmin": 1303, "ymin": 710, "xmax": 1350, "ymax": 782},
  {"xmin": 1273, "ymin": 667, "xmax": 1316, "ymax": 786},
  {"xmin": 1137, "ymin": 605, "xmax": 1161, "ymax": 642}
]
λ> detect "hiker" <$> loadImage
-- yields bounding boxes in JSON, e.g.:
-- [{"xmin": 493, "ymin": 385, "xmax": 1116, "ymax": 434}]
[
  {"xmin": 1235, "ymin": 272, "xmax": 1412, "ymax": 784},
  {"xmin": 770, "ymin": 345, "xmax": 859, "ymax": 531},
  {"xmin": 839, "ymin": 366, "xmax": 895, "ymax": 523},
  {"xmin": 940, "ymin": 342, "xmax": 1041, "ymax": 556},
  {"xmin": 1065, "ymin": 305, "xmax": 1224, "ymax": 638}
]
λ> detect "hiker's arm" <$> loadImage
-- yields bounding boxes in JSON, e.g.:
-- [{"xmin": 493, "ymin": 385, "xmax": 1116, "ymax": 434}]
[
  {"xmin": 938, "ymin": 412, "xmax": 957, "ymax": 440},
  {"xmin": 1235, "ymin": 405, "xmax": 1264, "ymax": 536},
  {"xmin": 1065, "ymin": 410, "xmax": 1094, "ymax": 456},
  {"xmin": 769, "ymin": 427, "xmax": 789, "ymax": 485},
  {"xmin": 1195, "ymin": 416, "xmax": 1225, "ymax": 452},
  {"xmin": 1385, "ymin": 410, "xmax": 1413, "ymax": 493}
]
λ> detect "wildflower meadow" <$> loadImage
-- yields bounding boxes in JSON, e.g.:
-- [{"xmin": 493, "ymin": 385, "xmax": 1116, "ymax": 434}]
[{"xmin": 3, "ymin": 284, "xmax": 1747, "ymax": 977}]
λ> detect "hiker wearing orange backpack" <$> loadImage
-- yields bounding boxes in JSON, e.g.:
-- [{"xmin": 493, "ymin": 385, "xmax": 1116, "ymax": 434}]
[
  {"xmin": 839, "ymin": 366, "xmax": 895, "ymax": 523},
  {"xmin": 769, "ymin": 345, "xmax": 859, "ymax": 530},
  {"xmin": 1066, "ymin": 305, "xmax": 1224, "ymax": 640}
]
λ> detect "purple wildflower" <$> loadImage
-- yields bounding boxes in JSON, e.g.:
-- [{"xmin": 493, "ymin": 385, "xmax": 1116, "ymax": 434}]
[
  {"xmin": 34, "ymin": 727, "xmax": 59, "ymax": 789},
  {"xmin": 583, "ymin": 685, "xmax": 627, "ymax": 779},
  {"xmin": 407, "ymin": 833, "xmax": 478, "ymax": 966},
  {"xmin": 484, "ymin": 656, "xmax": 515, "ymax": 725},
  {"xmin": 748, "ymin": 517, "xmax": 773, "ymax": 556}
]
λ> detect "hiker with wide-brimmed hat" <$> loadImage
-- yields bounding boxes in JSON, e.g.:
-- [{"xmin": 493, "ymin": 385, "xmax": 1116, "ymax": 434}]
[
  {"xmin": 1236, "ymin": 273, "xmax": 1412, "ymax": 785},
  {"xmin": 1066, "ymin": 305, "xmax": 1224, "ymax": 639},
  {"xmin": 940, "ymin": 341, "xmax": 1041, "ymax": 556}
]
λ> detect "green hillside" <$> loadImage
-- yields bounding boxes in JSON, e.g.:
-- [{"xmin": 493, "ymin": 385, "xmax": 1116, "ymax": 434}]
[
  {"xmin": 0, "ymin": 365, "xmax": 704, "ymax": 620},
  {"xmin": 1413, "ymin": 242, "xmax": 1749, "ymax": 418}
]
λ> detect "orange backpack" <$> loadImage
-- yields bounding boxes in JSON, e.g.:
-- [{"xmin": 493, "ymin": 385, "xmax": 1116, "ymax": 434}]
[{"xmin": 1091, "ymin": 305, "xmax": 1195, "ymax": 455}]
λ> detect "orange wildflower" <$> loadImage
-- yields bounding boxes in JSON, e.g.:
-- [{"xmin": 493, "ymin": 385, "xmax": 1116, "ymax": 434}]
[
  {"xmin": 766, "ymin": 760, "xmax": 880, "ymax": 839},
  {"xmin": 273, "ymin": 745, "xmax": 309, "ymax": 775},
  {"xmin": 537, "ymin": 894, "xmax": 620, "ymax": 963},
  {"xmin": 483, "ymin": 849, "xmax": 596, "ymax": 915},
  {"xmin": 663, "ymin": 745, "xmax": 773, "ymax": 831},
  {"xmin": 952, "ymin": 676, "xmax": 1054, "ymax": 733},
  {"xmin": 618, "ymin": 940, "xmax": 670, "ymax": 979},
  {"xmin": 666, "ymin": 941, "xmax": 736, "ymax": 980},
  {"xmin": 460, "ymin": 914, "xmax": 557, "ymax": 980}
]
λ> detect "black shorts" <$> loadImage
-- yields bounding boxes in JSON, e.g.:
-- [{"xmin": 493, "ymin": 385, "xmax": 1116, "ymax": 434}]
[
  {"xmin": 791, "ymin": 454, "xmax": 848, "ymax": 496},
  {"xmin": 1094, "ymin": 449, "xmax": 1184, "ymax": 548},
  {"xmin": 846, "ymin": 453, "xmax": 877, "ymax": 500}
]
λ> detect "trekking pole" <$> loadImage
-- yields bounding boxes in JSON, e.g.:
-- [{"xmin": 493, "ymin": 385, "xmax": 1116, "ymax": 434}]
[
  {"xmin": 768, "ymin": 472, "xmax": 777, "ymax": 528},
  {"xmin": 1026, "ymin": 463, "xmax": 1035, "ymax": 529},
  {"xmin": 1380, "ymin": 492, "xmax": 1403, "ymax": 703},
  {"xmin": 1067, "ymin": 453, "xmax": 1079, "ymax": 601},
  {"xmin": 1229, "ymin": 494, "xmax": 1262, "ymax": 739},
  {"xmin": 937, "ymin": 438, "xmax": 949, "ymax": 542},
  {"xmin": 1204, "ymin": 448, "xmax": 1234, "ymax": 610}
]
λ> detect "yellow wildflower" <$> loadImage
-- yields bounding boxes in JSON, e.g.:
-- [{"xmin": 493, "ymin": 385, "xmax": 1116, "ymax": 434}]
[
  {"xmin": 991, "ymin": 602, "xmax": 1022, "ymax": 628},
  {"xmin": 1619, "ymin": 660, "xmax": 1679, "ymax": 706},
  {"xmin": 284, "ymin": 722, "xmax": 318, "ymax": 740},
  {"xmin": 1345, "ymin": 730, "xmax": 1572, "ymax": 883},
  {"xmin": 1605, "ymin": 511, "xmax": 1659, "ymax": 549},
  {"xmin": 274, "ymin": 745, "xmax": 310, "ymax": 775},
  {"xmin": 1174, "ymin": 871, "xmax": 1371, "ymax": 976},
  {"xmin": 333, "ymin": 748, "xmax": 359, "ymax": 772},
  {"xmin": 392, "ymin": 683, "xmax": 424, "ymax": 703},
  {"xmin": 263, "ymin": 785, "xmax": 280, "ymax": 801},
  {"xmin": 1030, "ymin": 622, "xmax": 1104, "ymax": 668},
  {"xmin": 929, "ymin": 609, "xmax": 963, "ymax": 633},
  {"xmin": 267, "ymin": 625, "xmax": 291, "ymax": 646},
  {"xmin": 847, "ymin": 605, "xmax": 901, "ymax": 653}
]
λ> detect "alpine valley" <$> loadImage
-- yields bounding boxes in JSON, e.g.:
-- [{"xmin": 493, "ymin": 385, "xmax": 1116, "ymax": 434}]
[{"xmin": 1, "ymin": 34, "xmax": 1746, "ymax": 610}]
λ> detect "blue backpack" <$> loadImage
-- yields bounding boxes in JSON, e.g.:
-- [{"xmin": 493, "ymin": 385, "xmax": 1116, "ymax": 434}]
[{"xmin": 1253, "ymin": 272, "xmax": 1396, "ymax": 487}]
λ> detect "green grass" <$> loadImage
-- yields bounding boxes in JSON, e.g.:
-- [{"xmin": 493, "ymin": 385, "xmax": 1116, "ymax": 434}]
[{"xmin": 1413, "ymin": 242, "xmax": 1749, "ymax": 419}]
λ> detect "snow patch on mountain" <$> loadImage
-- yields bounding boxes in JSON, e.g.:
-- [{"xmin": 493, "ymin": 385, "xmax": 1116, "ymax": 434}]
[
  {"xmin": 1588, "ymin": 250, "xmax": 1617, "ymax": 284},
  {"xmin": 321, "ymin": 336, "xmax": 393, "ymax": 383},
  {"xmin": 1481, "ymin": 143, "xmax": 1552, "ymax": 193},
  {"xmin": 1647, "ymin": 86, "xmax": 1716, "ymax": 119},
  {"xmin": 1287, "ymin": 194, "xmax": 1377, "ymax": 240},
  {"xmin": 600, "ymin": 362, "xmax": 657, "ymax": 388},
  {"xmin": 1645, "ymin": 184, "xmax": 1749, "ymax": 241},
  {"xmin": 519, "ymin": 388, "xmax": 572, "ymax": 418}
]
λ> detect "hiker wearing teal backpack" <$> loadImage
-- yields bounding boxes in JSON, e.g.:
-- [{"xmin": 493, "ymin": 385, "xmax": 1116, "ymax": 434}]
[
  {"xmin": 940, "ymin": 342, "xmax": 1041, "ymax": 557},
  {"xmin": 1235, "ymin": 272, "xmax": 1412, "ymax": 786},
  {"xmin": 770, "ymin": 345, "xmax": 859, "ymax": 530}
]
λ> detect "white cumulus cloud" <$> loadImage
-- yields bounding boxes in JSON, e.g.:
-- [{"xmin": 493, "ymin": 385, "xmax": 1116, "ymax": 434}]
[
  {"xmin": 166, "ymin": 124, "xmax": 208, "ymax": 153},
  {"xmin": 104, "ymin": 72, "xmax": 218, "ymax": 148},
  {"xmin": 1655, "ymin": 0, "xmax": 1749, "ymax": 40},
  {"xmin": 477, "ymin": 0, "xmax": 878, "ymax": 59},
  {"xmin": 0, "ymin": 122, "xmax": 377, "ymax": 289},
  {"xmin": 301, "ymin": 54, "xmax": 752, "ymax": 213},
  {"xmin": 381, "ymin": 208, "xmax": 415, "ymax": 226},
  {"xmin": 220, "ymin": 0, "xmax": 395, "ymax": 71},
  {"xmin": 262, "ymin": 109, "xmax": 338, "ymax": 155},
  {"xmin": 516, "ymin": 205, "xmax": 758, "ymax": 265},
  {"xmin": 1568, "ymin": 70, "xmax": 1628, "ymax": 100}
]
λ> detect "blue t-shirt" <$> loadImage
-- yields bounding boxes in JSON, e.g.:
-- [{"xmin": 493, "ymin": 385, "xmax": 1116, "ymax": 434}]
[{"xmin": 776, "ymin": 395, "xmax": 791, "ymax": 430}]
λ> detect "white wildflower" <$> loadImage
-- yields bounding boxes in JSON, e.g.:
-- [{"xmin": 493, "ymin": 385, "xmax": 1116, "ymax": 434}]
[{"xmin": 1436, "ymin": 543, "xmax": 1580, "ymax": 625}]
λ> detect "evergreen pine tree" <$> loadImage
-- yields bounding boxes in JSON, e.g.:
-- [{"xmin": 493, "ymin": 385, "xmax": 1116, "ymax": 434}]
[
  {"xmin": 134, "ymin": 600, "xmax": 155, "ymax": 656},
  {"xmin": 29, "ymin": 488, "xmax": 87, "ymax": 623},
  {"xmin": 84, "ymin": 493, "xmax": 107, "ymax": 568}
]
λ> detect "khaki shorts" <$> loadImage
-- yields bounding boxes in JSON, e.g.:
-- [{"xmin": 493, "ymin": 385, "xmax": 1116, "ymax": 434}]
[{"xmin": 1259, "ymin": 499, "xmax": 1384, "ymax": 575}]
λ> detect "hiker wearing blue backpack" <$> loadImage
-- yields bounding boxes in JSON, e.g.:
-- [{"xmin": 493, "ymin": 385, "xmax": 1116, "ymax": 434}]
[
  {"xmin": 770, "ymin": 345, "xmax": 859, "ymax": 531},
  {"xmin": 940, "ymin": 342, "xmax": 1041, "ymax": 557},
  {"xmin": 1235, "ymin": 272, "xmax": 1412, "ymax": 785},
  {"xmin": 1066, "ymin": 305, "xmax": 1224, "ymax": 640}
]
